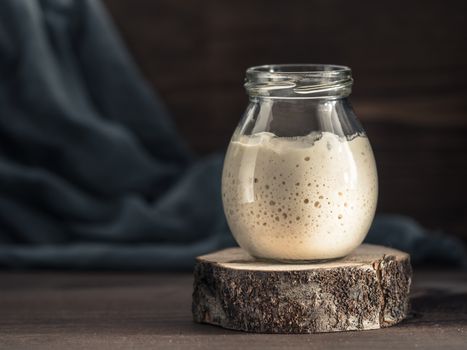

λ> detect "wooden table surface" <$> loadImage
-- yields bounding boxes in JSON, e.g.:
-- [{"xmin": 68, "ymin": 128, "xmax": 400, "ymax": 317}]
[{"xmin": 0, "ymin": 270, "xmax": 466, "ymax": 349}]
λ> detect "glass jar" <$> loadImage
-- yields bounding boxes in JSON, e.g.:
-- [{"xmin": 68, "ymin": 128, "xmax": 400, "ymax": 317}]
[{"xmin": 222, "ymin": 64, "xmax": 378, "ymax": 262}]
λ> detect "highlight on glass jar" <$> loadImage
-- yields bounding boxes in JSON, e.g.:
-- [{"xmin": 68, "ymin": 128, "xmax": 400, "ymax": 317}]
[{"xmin": 221, "ymin": 64, "xmax": 378, "ymax": 263}]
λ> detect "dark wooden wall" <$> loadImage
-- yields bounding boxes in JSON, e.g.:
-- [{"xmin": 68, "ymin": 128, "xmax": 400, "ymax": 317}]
[{"xmin": 102, "ymin": 0, "xmax": 467, "ymax": 240}]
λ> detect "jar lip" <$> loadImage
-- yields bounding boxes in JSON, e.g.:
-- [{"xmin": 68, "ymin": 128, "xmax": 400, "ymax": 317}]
[
  {"xmin": 247, "ymin": 64, "xmax": 351, "ymax": 77},
  {"xmin": 245, "ymin": 64, "xmax": 353, "ymax": 99}
]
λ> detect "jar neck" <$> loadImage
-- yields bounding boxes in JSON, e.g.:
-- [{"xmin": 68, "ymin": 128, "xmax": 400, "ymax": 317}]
[
  {"xmin": 244, "ymin": 64, "xmax": 353, "ymax": 100},
  {"xmin": 240, "ymin": 97, "xmax": 364, "ymax": 139}
]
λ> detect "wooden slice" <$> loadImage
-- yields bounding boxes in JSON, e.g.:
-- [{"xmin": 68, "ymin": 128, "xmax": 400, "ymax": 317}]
[{"xmin": 192, "ymin": 244, "xmax": 412, "ymax": 333}]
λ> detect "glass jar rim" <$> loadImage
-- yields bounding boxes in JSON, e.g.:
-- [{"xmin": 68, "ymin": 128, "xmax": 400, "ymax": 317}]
[
  {"xmin": 247, "ymin": 64, "xmax": 351, "ymax": 77},
  {"xmin": 245, "ymin": 63, "xmax": 353, "ymax": 99}
]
